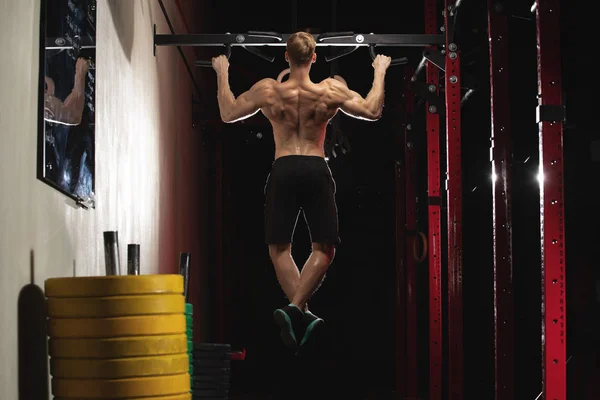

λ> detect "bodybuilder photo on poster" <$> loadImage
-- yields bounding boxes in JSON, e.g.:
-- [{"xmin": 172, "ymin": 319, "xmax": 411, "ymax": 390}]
[{"xmin": 38, "ymin": 0, "xmax": 96, "ymax": 205}]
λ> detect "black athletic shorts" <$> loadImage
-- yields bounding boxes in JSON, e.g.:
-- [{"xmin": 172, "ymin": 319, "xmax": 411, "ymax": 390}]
[{"xmin": 264, "ymin": 155, "xmax": 340, "ymax": 246}]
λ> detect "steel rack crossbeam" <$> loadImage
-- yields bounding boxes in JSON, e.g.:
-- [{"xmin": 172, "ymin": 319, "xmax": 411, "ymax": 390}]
[
  {"xmin": 153, "ymin": 29, "xmax": 446, "ymax": 66},
  {"xmin": 154, "ymin": 31, "xmax": 445, "ymax": 47}
]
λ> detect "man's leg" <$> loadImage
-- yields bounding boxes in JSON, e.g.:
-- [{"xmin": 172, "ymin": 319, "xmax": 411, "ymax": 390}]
[
  {"xmin": 291, "ymin": 242, "xmax": 335, "ymax": 347},
  {"xmin": 292, "ymin": 242, "xmax": 335, "ymax": 311},
  {"xmin": 269, "ymin": 243, "xmax": 306, "ymax": 350},
  {"xmin": 269, "ymin": 241, "xmax": 334, "ymax": 308},
  {"xmin": 271, "ymin": 242, "xmax": 335, "ymax": 350},
  {"xmin": 268, "ymin": 243, "xmax": 300, "ymax": 304}
]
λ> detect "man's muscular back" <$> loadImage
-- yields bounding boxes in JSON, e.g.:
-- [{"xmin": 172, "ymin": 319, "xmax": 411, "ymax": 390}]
[
  {"xmin": 212, "ymin": 53, "xmax": 391, "ymax": 159},
  {"xmin": 260, "ymin": 77, "xmax": 345, "ymax": 159}
]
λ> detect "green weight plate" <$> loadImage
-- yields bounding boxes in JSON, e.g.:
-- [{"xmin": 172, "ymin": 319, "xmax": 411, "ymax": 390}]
[{"xmin": 185, "ymin": 303, "xmax": 193, "ymax": 315}]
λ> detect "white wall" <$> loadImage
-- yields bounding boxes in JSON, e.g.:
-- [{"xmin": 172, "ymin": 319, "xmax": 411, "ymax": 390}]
[{"xmin": 0, "ymin": 0, "xmax": 208, "ymax": 398}]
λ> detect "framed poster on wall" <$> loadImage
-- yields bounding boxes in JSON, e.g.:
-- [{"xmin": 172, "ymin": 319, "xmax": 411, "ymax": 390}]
[{"xmin": 37, "ymin": 0, "xmax": 96, "ymax": 208}]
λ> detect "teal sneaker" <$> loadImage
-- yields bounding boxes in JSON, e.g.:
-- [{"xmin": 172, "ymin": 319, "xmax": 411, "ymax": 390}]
[
  {"xmin": 299, "ymin": 310, "xmax": 324, "ymax": 347},
  {"xmin": 273, "ymin": 304, "xmax": 304, "ymax": 351}
]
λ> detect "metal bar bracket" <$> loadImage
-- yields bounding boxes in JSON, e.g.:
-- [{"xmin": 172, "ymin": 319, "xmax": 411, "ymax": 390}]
[{"xmin": 536, "ymin": 104, "xmax": 566, "ymax": 123}]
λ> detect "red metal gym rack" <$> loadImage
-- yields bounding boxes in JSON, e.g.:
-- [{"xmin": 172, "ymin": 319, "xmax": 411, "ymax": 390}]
[
  {"xmin": 535, "ymin": 0, "xmax": 567, "ymax": 398},
  {"xmin": 487, "ymin": 2, "xmax": 515, "ymax": 399},
  {"xmin": 444, "ymin": 1, "xmax": 464, "ymax": 399},
  {"xmin": 425, "ymin": 0, "xmax": 443, "ymax": 399}
]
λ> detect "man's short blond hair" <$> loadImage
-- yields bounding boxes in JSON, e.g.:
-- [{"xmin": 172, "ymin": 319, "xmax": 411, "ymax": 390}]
[{"xmin": 286, "ymin": 31, "xmax": 316, "ymax": 66}]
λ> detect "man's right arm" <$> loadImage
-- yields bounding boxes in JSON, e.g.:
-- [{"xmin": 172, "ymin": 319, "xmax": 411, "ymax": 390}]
[{"xmin": 330, "ymin": 55, "xmax": 391, "ymax": 121}]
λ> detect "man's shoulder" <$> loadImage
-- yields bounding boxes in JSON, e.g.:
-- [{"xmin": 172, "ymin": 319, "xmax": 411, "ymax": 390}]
[
  {"xmin": 318, "ymin": 77, "xmax": 348, "ymax": 94},
  {"xmin": 318, "ymin": 77, "xmax": 338, "ymax": 86},
  {"xmin": 256, "ymin": 77, "xmax": 278, "ymax": 87}
]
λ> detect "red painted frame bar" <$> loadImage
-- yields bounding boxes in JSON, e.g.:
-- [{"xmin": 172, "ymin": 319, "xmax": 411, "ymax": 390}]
[
  {"xmin": 488, "ymin": 2, "xmax": 515, "ymax": 399},
  {"xmin": 404, "ymin": 67, "xmax": 419, "ymax": 400},
  {"xmin": 395, "ymin": 96, "xmax": 407, "ymax": 398},
  {"xmin": 425, "ymin": 0, "xmax": 442, "ymax": 398},
  {"xmin": 444, "ymin": 1, "xmax": 464, "ymax": 399},
  {"xmin": 535, "ymin": 0, "xmax": 567, "ymax": 398}
]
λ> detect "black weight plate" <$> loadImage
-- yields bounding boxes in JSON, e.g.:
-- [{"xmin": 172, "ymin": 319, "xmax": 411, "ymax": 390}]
[
  {"xmin": 192, "ymin": 374, "xmax": 230, "ymax": 384},
  {"xmin": 192, "ymin": 381, "xmax": 230, "ymax": 390},
  {"xmin": 192, "ymin": 359, "xmax": 230, "ymax": 368},
  {"xmin": 193, "ymin": 343, "xmax": 231, "ymax": 352},
  {"xmin": 192, "ymin": 396, "xmax": 228, "ymax": 399},
  {"xmin": 192, "ymin": 351, "xmax": 231, "ymax": 360},
  {"xmin": 192, "ymin": 367, "xmax": 230, "ymax": 376},
  {"xmin": 192, "ymin": 389, "xmax": 229, "ymax": 397},
  {"xmin": 192, "ymin": 397, "xmax": 228, "ymax": 400},
  {"xmin": 190, "ymin": 350, "xmax": 231, "ymax": 360}
]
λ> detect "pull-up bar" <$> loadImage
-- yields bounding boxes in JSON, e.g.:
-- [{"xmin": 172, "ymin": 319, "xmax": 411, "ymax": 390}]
[{"xmin": 153, "ymin": 27, "xmax": 446, "ymax": 67}]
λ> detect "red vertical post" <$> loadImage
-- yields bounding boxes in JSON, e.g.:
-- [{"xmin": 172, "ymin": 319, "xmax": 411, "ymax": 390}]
[
  {"xmin": 488, "ymin": 2, "xmax": 515, "ymax": 399},
  {"xmin": 425, "ymin": 1, "xmax": 442, "ymax": 399},
  {"xmin": 394, "ymin": 99, "xmax": 407, "ymax": 398},
  {"xmin": 535, "ymin": 0, "xmax": 567, "ymax": 398},
  {"xmin": 444, "ymin": 1, "xmax": 464, "ymax": 399},
  {"xmin": 404, "ymin": 67, "xmax": 419, "ymax": 400}
]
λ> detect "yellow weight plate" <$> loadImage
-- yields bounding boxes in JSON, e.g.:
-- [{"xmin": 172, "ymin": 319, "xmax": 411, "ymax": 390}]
[
  {"xmin": 50, "ymin": 353, "xmax": 189, "ymax": 378},
  {"xmin": 47, "ymin": 294, "xmax": 185, "ymax": 318},
  {"xmin": 53, "ymin": 395, "xmax": 191, "ymax": 400},
  {"xmin": 49, "ymin": 334, "xmax": 188, "ymax": 359},
  {"xmin": 52, "ymin": 373, "xmax": 190, "ymax": 398},
  {"xmin": 45, "ymin": 275, "xmax": 183, "ymax": 298},
  {"xmin": 48, "ymin": 314, "xmax": 185, "ymax": 338}
]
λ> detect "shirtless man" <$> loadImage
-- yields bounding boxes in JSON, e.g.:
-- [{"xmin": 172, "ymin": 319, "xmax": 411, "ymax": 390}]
[
  {"xmin": 44, "ymin": 57, "xmax": 91, "ymax": 126},
  {"xmin": 212, "ymin": 31, "xmax": 391, "ymax": 352}
]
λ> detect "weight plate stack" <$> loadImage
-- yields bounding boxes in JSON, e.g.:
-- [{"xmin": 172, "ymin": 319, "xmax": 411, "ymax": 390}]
[
  {"xmin": 192, "ymin": 343, "xmax": 231, "ymax": 399},
  {"xmin": 185, "ymin": 303, "xmax": 193, "ymax": 390},
  {"xmin": 45, "ymin": 275, "xmax": 190, "ymax": 399}
]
